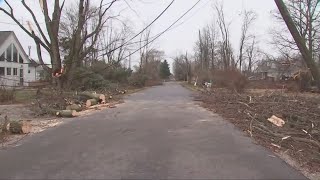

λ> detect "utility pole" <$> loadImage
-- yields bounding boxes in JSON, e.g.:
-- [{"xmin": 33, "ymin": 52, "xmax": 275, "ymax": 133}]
[{"xmin": 274, "ymin": 0, "xmax": 320, "ymax": 88}]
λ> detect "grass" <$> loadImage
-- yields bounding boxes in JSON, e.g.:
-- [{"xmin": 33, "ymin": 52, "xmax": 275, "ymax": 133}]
[
  {"xmin": 14, "ymin": 89, "xmax": 37, "ymax": 103},
  {"xmin": 180, "ymin": 81, "xmax": 201, "ymax": 91}
]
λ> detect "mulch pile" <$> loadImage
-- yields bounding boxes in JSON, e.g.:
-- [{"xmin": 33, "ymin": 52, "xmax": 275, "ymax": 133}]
[{"xmin": 195, "ymin": 88, "xmax": 320, "ymax": 172}]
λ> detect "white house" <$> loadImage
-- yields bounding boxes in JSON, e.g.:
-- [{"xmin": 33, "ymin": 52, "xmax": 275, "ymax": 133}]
[{"xmin": 0, "ymin": 31, "xmax": 41, "ymax": 87}]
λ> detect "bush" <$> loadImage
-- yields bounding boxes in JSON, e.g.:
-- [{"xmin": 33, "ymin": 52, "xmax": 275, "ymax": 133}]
[
  {"xmin": 0, "ymin": 86, "xmax": 15, "ymax": 103},
  {"xmin": 128, "ymin": 73, "xmax": 148, "ymax": 87},
  {"xmin": 91, "ymin": 61, "xmax": 132, "ymax": 83},
  {"xmin": 71, "ymin": 67, "xmax": 111, "ymax": 91},
  {"xmin": 212, "ymin": 69, "xmax": 247, "ymax": 92}
]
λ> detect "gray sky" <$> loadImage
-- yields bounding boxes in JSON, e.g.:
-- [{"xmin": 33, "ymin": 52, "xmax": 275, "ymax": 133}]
[{"xmin": 0, "ymin": 0, "xmax": 279, "ymax": 67}]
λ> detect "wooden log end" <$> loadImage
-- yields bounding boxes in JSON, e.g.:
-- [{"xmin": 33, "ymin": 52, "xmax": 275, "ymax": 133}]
[
  {"xmin": 9, "ymin": 120, "xmax": 31, "ymax": 134},
  {"xmin": 56, "ymin": 110, "xmax": 77, "ymax": 118},
  {"xmin": 86, "ymin": 99, "xmax": 98, "ymax": 108}
]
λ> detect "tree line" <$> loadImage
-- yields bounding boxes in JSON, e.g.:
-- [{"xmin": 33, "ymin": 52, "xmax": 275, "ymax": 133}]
[
  {"xmin": 174, "ymin": 0, "xmax": 320, "ymax": 89},
  {"xmin": 0, "ymin": 0, "xmax": 171, "ymax": 90}
]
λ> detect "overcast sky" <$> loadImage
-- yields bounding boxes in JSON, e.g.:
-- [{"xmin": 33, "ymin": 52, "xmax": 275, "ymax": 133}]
[{"xmin": 0, "ymin": 0, "xmax": 279, "ymax": 67}]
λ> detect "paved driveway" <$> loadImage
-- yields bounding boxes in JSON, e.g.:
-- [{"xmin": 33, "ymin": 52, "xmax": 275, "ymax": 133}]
[{"xmin": 0, "ymin": 82, "xmax": 306, "ymax": 179}]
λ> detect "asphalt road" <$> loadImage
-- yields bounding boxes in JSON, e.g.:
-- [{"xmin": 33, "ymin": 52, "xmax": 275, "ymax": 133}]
[{"xmin": 0, "ymin": 82, "xmax": 306, "ymax": 179}]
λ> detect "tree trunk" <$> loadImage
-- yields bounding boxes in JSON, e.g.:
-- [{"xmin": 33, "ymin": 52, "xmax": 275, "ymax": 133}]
[
  {"xmin": 66, "ymin": 104, "xmax": 83, "ymax": 112},
  {"xmin": 56, "ymin": 110, "xmax": 77, "ymax": 118},
  {"xmin": 86, "ymin": 99, "xmax": 98, "ymax": 108},
  {"xmin": 274, "ymin": 0, "xmax": 320, "ymax": 89},
  {"xmin": 80, "ymin": 92, "xmax": 106, "ymax": 103},
  {"xmin": 9, "ymin": 120, "xmax": 32, "ymax": 134}
]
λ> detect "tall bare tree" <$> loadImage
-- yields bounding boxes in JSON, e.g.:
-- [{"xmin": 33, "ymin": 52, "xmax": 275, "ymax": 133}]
[
  {"xmin": 0, "ymin": 0, "xmax": 65, "ymax": 87},
  {"xmin": 246, "ymin": 37, "xmax": 259, "ymax": 73},
  {"xmin": 139, "ymin": 27, "xmax": 152, "ymax": 74},
  {"xmin": 238, "ymin": 10, "xmax": 257, "ymax": 71},
  {"xmin": 0, "ymin": 0, "xmax": 119, "ymax": 88},
  {"xmin": 215, "ymin": 3, "xmax": 234, "ymax": 70}
]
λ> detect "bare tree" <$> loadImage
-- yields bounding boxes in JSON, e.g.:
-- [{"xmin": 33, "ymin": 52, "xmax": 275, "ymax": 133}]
[
  {"xmin": 215, "ymin": 3, "xmax": 234, "ymax": 70},
  {"xmin": 0, "ymin": 0, "xmax": 119, "ymax": 88},
  {"xmin": 0, "ymin": 0, "xmax": 65, "ymax": 87},
  {"xmin": 246, "ymin": 37, "xmax": 259, "ymax": 73},
  {"xmin": 139, "ymin": 27, "xmax": 152, "ymax": 74},
  {"xmin": 208, "ymin": 23, "xmax": 219, "ymax": 70},
  {"xmin": 100, "ymin": 19, "xmax": 133, "ymax": 64},
  {"xmin": 238, "ymin": 10, "xmax": 257, "ymax": 71}
]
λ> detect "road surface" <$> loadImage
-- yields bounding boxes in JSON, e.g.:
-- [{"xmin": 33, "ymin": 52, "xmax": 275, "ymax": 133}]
[{"xmin": 0, "ymin": 82, "xmax": 306, "ymax": 179}]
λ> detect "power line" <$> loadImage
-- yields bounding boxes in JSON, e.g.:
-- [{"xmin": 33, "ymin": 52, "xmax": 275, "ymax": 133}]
[
  {"xmin": 168, "ymin": 0, "xmax": 211, "ymax": 31},
  {"xmin": 72, "ymin": 0, "xmax": 202, "ymax": 81},
  {"xmin": 105, "ymin": 0, "xmax": 175, "ymax": 55},
  {"xmin": 121, "ymin": 0, "xmax": 202, "ymax": 61}
]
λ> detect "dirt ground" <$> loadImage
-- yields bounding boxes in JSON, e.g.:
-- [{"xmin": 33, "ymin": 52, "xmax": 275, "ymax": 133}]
[{"xmin": 185, "ymin": 83, "xmax": 320, "ymax": 178}]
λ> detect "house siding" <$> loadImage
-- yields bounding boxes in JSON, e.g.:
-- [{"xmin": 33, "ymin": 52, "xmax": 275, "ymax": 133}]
[{"xmin": 0, "ymin": 33, "xmax": 37, "ymax": 87}]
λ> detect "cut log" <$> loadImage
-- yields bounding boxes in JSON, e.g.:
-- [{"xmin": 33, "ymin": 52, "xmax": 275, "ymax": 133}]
[
  {"xmin": 66, "ymin": 104, "xmax": 82, "ymax": 112},
  {"xmin": 86, "ymin": 99, "xmax": 98, "ymax": 108},
  {"xmin": 80, "ymin": 92, "xmax": 106, "ymax": 103},
  {"xmin": 56, "ymin": 110, "xmax": 77, "ymax": 118},
  {"xmin": 9, "ymin": 120, "xmax": 32, "ymax": 134}
]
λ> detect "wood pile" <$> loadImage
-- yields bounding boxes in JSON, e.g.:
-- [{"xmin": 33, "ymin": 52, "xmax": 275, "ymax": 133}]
[{"xmin": 32, "ymin": 89, "xmax": 125, "ymax": 118}]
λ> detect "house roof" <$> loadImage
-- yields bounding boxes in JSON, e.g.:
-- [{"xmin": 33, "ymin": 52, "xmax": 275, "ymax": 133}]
[
  {"xmin": 0, "ymin": 31, "xmax": 31, "ymax": 63},
  {"xmin": 0, "ymin": 31, "xmax": 13, "ymax": 47}
]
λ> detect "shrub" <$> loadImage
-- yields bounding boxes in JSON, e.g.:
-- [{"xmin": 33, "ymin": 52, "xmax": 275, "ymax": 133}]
[
  {"xmin": 71, "ymin": 67, "xmax": 111, "ymax": 91},
  {"xmin": 212, "ymin": 69, "xmax": 247, "ymax": 92},
  {"xmin": 128, "ymin": 73, "xmax": 148, "ymax": 87},
  {"xmin": 0, "ymin": 86, "xmax": 15, "ymax": 103}
]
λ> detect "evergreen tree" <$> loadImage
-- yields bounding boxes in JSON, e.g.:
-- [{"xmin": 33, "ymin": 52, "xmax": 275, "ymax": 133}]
[{"xmin": 159, "ymin": 60, "xmax": 171, "ymax": 79}]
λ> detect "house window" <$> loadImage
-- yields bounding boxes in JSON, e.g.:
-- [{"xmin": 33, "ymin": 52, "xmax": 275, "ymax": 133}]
[
  {"xmin": 19, "ymin": 54, "xmax": 23, "ymax": 63},
  {"xmin": 13, "ymin": 68, "xmax": 18, "ymax": 76},
  {"xmin": 0, "ymin": 53, "xmax": 4, "ymax": 61},
  {"xmin": 20, "ymin": 69, "xmax": 23, "ymax": 77},
  {"xmin": 0, "ymin": 67, "xmax": 4, "ymax": 76},
  {"xmin": 6, "ymin": 68, "xmax": 11, "ymax": 75},
  {"xmin": 12, "ymin": 44, "xmax": 18, "ymax": 62},
  {"xmin": 6, "ymin": 44, "xmax": 12, "ymax": 62}
]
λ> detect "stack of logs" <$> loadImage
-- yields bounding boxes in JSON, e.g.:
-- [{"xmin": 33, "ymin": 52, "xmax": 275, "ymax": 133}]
[
  {"xmin": 1, "ymin": 92, "xmax": 108, "ymax": 134},
  {"xmin": 56, "ymin": 92, "xmax": 106, "ymax": 118}
]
